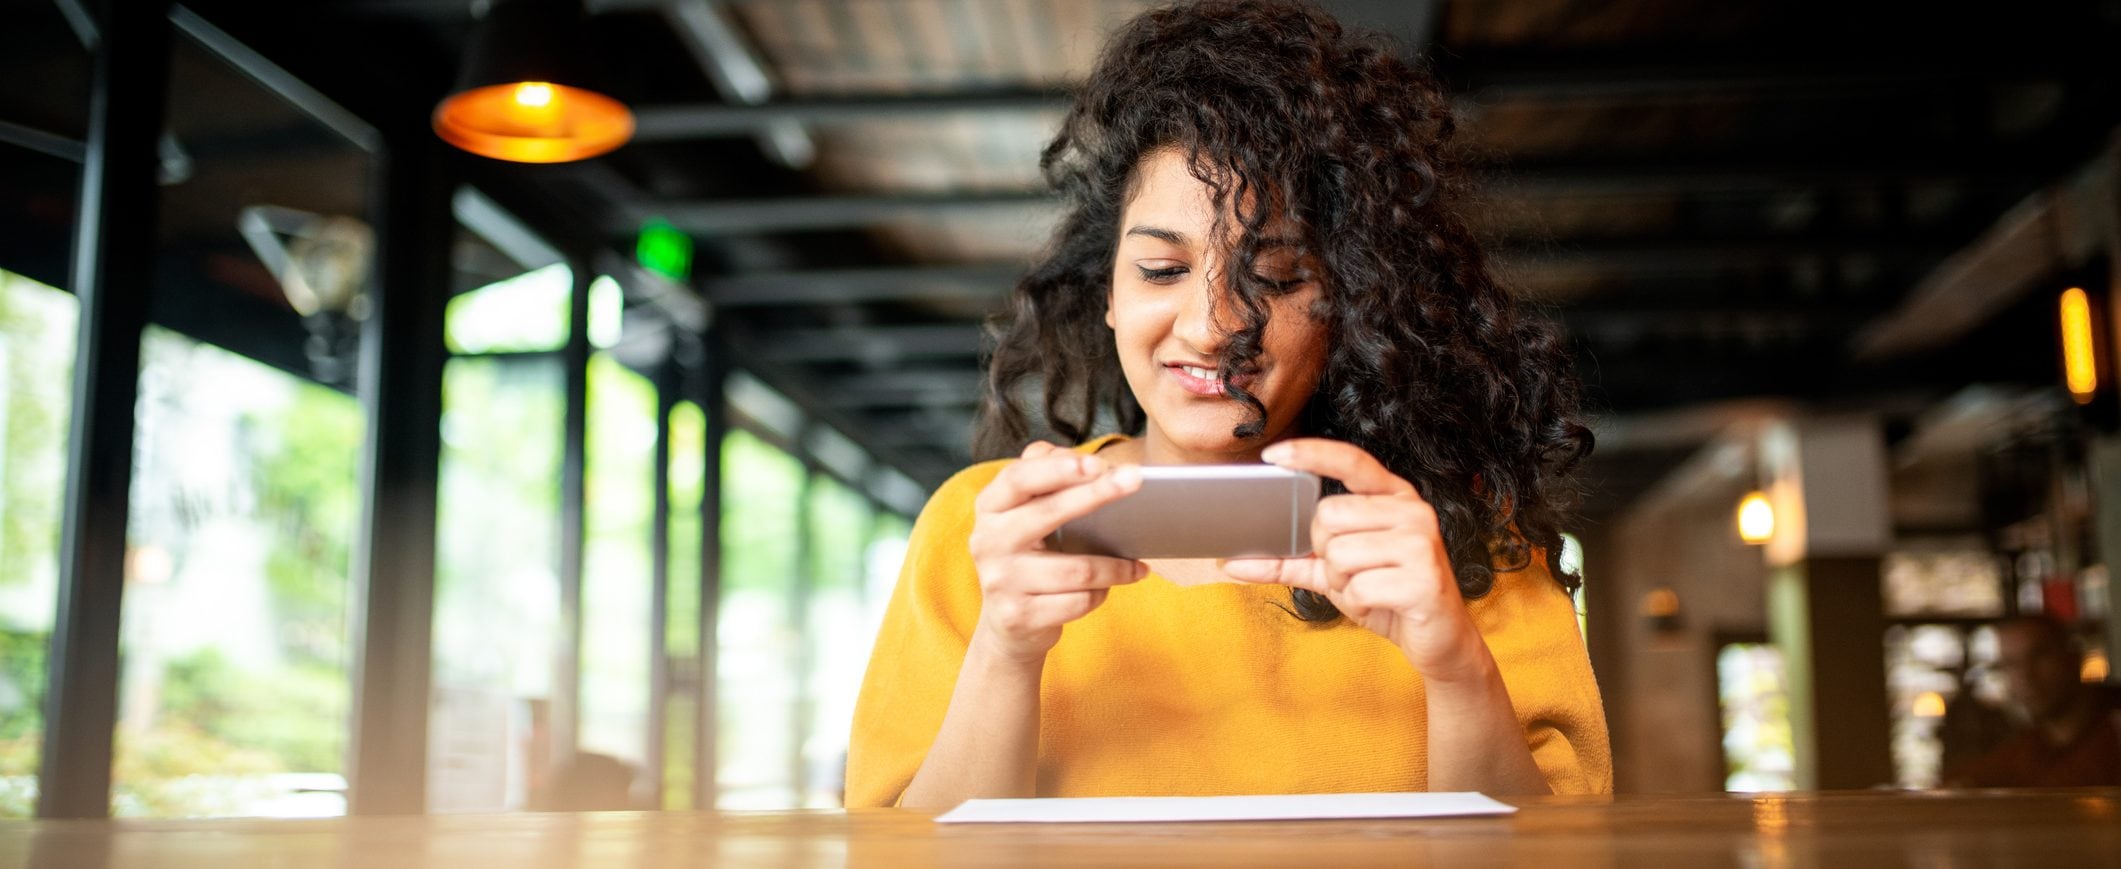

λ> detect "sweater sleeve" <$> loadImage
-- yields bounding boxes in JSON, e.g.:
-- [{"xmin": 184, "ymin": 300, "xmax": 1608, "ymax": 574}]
[
  {"xmin": 1466, "ymin": 556, "xmax": 1614, "ymax": 795},
  {"xmin": 843, "ymin": 461, "xmax": 1006, "ymax": 808}
]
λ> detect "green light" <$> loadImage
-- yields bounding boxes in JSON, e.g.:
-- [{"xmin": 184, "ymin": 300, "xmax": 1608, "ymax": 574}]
[{"xmin": 636, "ymin": 218, "xmax": 692, "ymax": 282}]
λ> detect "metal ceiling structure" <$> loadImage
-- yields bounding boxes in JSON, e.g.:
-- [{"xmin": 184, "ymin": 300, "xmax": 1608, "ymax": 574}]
[{"xmin": 5, "ymin": 0, "xmax": 2119, "ymax": 522}]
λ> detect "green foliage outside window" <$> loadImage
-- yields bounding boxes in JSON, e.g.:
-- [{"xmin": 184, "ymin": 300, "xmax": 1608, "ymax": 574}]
[{"xmin": 0, "ymin": 271, "xmax": 75, "ymax": 817}]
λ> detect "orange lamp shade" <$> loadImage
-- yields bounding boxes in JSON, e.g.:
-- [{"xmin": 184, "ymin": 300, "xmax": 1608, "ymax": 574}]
[{"xmin": 434, "ymin": 80, "xmax": 633, "ymax": 163}]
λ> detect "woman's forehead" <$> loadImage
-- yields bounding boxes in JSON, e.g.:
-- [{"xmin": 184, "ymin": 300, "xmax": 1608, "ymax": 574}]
[{"xmin": 1121, "ymin": 151, "xmax": 1303, "ymax": 250}]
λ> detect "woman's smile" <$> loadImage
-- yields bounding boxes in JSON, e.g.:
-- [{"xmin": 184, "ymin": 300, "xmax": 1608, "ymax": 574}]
[{"xmin": 1162, "ymin": 360, "xmax": 1255, "ymax": 396}]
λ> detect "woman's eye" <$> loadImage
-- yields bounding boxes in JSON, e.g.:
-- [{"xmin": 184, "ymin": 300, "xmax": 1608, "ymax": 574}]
[{"xmin": 1136, "ymin": 265, "xmax": 1188, "ymax": 283}]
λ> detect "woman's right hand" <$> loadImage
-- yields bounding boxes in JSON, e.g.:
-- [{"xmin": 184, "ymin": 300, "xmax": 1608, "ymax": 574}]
[{"xmin": 967, "ymin": 440, "xmax": 1146, "ymax": 664}]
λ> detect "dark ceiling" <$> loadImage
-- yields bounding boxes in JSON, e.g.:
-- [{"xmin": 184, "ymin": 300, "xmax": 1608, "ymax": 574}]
[{"xmin": 4, "ymin": 0, "xmax": 2118, "ymax": 523}]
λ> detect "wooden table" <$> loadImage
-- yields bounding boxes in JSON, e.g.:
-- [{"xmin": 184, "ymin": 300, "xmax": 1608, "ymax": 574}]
[{"xmin": 4, "ymin": 790, "xmax": 2117, "ymax": 868}]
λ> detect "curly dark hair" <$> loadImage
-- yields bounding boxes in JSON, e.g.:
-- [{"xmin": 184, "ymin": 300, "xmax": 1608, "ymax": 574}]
[{"xmin": 973, "ymin": 0, "xmax": 1593, "ymax": 617}]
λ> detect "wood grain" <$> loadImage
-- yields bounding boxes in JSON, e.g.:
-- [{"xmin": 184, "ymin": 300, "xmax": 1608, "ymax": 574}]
[{"xmin": 2, "ymin": 790, "xmax": 2116, "ymax": 868}]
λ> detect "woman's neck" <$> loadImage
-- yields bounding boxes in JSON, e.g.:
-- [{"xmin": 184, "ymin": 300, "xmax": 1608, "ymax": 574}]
[{"xmin": 1113, "ymin": 422, "xmax": 1296, "ymax": 466}]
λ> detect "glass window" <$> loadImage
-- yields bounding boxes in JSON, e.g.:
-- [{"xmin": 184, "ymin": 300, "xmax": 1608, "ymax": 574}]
[
  {"xmin": 1882, "ymin": 545, "xmax": 2006, "ymax": 619},
  {"xmin": 100, "ymin": 19, "xmax": 378, "ymax": 818},
  {"xmin": 662, "ymin": 400, "xmax": 707, "ymax": 809},
  {"xmin": 1885, "ymin": 623, "xmax": 2002, "ymax": 789},
  {"xmin": 430, "ymin": 352, "xmax": 564, "ymax": 812},
  {"xmin": 1560, "ymin": 532, "xmax": 1586, "ymax": 640},
  {"xmin": 577, "ymin": 352, "xmax": 657, "ymax": 800},
  {"xmin": 804, "ymin": 475, "xmax": 872, "ymax": 808},
  {"xmin": 0, "ymin": 271, "xmax": 77, "ymax": 817},
  {"xmin": 710, "ymin": 417, "xmax": 912, "ymax": 809},
  {"xmin": 115, "ymin": 327, "xmax": 362, "ymax": 818},
  {"xmin": 443, "ymin": 262, "xmax": 570, "ymax": 355},
  {"xmin": 717, "ymin": 427, "xmax": 805, "ymax": 808},
  {"xmin": 1716, "ymin": 642, "xmax": 1794, "ymax": 792}
]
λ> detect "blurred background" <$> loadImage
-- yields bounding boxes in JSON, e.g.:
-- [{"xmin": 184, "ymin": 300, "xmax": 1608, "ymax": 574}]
[{"xmin": 0, "ymin": 0, "xmax": 2118, "ymax": 817}]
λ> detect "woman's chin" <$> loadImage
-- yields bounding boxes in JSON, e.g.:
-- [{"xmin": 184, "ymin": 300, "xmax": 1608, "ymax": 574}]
[{"xmin": 1150, "ymin": 417, "xmax": 1265, "ymax": 461}]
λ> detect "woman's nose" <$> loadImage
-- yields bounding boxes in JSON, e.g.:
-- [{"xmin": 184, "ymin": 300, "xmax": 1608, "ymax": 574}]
[{"xmin": 1173, "ymin": 270, "xmax": 1241, "ymax": 352}]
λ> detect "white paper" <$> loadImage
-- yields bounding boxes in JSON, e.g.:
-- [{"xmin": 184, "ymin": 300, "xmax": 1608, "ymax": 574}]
[{"xmin": 933, "ymin": 791, "xmax": 1517, "ymax": 824}]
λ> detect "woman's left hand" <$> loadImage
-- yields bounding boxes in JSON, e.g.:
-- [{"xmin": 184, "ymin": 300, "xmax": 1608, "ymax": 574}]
[{"xmin": 1220, "ymin": 437, "xmax": 1491, "ymax": 684}]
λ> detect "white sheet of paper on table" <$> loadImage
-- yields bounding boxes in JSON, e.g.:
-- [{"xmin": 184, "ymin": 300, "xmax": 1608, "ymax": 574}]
[{"xmin": 932, "ymin": 791, "xmax": 1518, "ymax": 824}]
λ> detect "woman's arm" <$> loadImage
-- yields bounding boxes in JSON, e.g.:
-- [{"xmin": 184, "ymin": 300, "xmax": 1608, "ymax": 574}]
[
  {"xmin": 1223, "ymin": 437, "xmax": 1562, "ymax": 795},
  {"xmin": 896, "ymin": 442, "xmax": 1145, "ymax": 808},
  {"xmin": 1417, "ymin": 632, "xmax": 1551, "ymax": 794},
  {"xmin": 897, "ymin": 634, "xmax": 1047, "ymax": 808}
]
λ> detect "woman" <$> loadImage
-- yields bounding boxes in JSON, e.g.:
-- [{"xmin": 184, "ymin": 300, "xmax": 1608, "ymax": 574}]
[{"xmin": 848, "ymin": 0, "xmax": 1608, "ymax": 808}]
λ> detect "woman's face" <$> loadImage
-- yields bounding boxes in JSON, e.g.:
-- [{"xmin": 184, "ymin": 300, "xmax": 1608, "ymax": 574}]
[{"xmin": 1106, "ymin": 149, "xmax": 1330, "ymax": 464}]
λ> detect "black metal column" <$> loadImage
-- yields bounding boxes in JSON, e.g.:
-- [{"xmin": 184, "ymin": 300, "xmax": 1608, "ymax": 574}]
[
  {"xmin": 38, "ymin": 0, "xmax": 173, "ymax": 821},
  {"xmin": 554, "ymin": 257, "xmax": 591, "ymax": 771},
  {"xmin": 645, "ymin": 358, "xmax": 675, "ymax": 806},
  {"xmin": 346, "ymin": 126, "xmax": 452, "ymax": 817},
  {"xmin": 692, "ymin": 326, "xmax": 727, "ymax": 811}
]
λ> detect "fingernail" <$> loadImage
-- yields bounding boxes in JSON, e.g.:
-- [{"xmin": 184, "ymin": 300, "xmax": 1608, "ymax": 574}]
[
  {"xmin": 1262, "ymin": 443, "xmax": 1291, "ymax": 464},
  {"xmin": 1112, "ymin": 464, "xmax": 1142, "ymax": 488},
  {"xmin": 1081, "ymin": 454, "xmax": 1105, "ymax": 475},
  {"xmin": 1134, "ymin": 561, "xmax": 1150, "ymax": 579}
]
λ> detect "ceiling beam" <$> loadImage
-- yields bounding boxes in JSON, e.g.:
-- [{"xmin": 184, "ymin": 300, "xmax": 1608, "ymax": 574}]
[
  {"xmin": 1554, "ymin": 303, "xmax": 1888, "ymax": 342},
  {"xmin": 620, "ymin": 55, "xmax": 2086, "ymax": 141},
  {"xmin": 1500, "ymin": 236, "xmax": 1958, "ymax": 275},
  {"xmin": 1851, "ymin": 142, "xmax": 2116, "ymax": 361},
  {"xmin": 703, "ymin": 263, "xmax": 1023, "ymax": 306},
  {"xmin": 618, "ymin": 191, "xmax": 1055, "ymax": 236},
  {"xmin": 696, "ymin": 228, "xmax": 1956, "ymax": 306},
  {"xmin": 660, "ymin": 0, "xmax": 815, "ymax": 167},
  {"xmin": 632, "ymin": 88, "xmax": 1071, "ymax": 140},
  {"xmin": 725, "ymin": 329, "xmax": 959, "ymax": 490},
  {"xmin": 858, "ymin": 407, "xmax": 981, "ymax": 449},
  {"xmin": 752, "ymin": 323, "xmax": 987, "ymax": 363},
  {"xmin": 821, "ymin": 368, "xmax": 986, "ymax": 410},
  {"xmin": 621, "ymin": 150, "xmax": 2053, "ymax": 236}
]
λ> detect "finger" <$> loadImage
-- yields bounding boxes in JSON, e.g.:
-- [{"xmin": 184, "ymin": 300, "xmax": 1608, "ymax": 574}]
[
  {"xmin": 984, "ymin": 464, "xmax": 1144, "ymax": 549},
  {"xmin": 1261, "ymin": 437, "xmax": 1414, "ymax": 497},
  {"xmin": 1318, "ymin": 528, "xmax": 1434, "ymax": 577},
  {"xmin": 1006, "ymin": 554, "xmax": 1150, "ymax": 594},
  {"xmin": 1029, "ymin": 587, "xmax": 1109, "ymax": 625},
  {"xmin": 1218, "ymin": 556, "xmax": 1331, "ymax": 594},
  {"xmin": 975, "ymin": 449, "xmax": 1113, "ymax": 514},
  {"xmin": 981, "ymin": 587, "xmax": 1110, "ymax": 636},
  {"xmin": 1337, "ymin": 567, "xmax": 1446, "ymax": 615},
  {"xmin": 1315, "ymin": 493, "xmax": 1439, "ymax": 535}
]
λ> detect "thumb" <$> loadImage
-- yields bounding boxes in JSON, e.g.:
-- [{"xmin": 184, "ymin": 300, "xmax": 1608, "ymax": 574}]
[{"xmin": 1219, "ymin": 556, "xmax": 1328, "ymax": 593}]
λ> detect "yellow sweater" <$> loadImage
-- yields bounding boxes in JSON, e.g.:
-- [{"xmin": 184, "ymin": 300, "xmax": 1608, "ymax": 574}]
[{"xmin": 845, "ymin": 437, "xmax": 1612, "ymax": 806}]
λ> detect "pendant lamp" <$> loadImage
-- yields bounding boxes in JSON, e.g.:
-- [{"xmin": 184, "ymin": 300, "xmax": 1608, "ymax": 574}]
[{"xmin": 434, "ymin": 0, "xmax": 634, "ymax": 163}]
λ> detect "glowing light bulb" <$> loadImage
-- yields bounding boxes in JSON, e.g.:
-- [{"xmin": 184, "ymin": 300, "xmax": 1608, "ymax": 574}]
[
  {"xmin": 2061, "ymin": 287, "xmax": 2098, "ymax": 404},
  {"xmin": 513, "ymin": 81, "xmax": 555, "ymax": 108},
  {"xmin": 1737, "ymin": 491, "xmax": 1774, "ymax": 545}
]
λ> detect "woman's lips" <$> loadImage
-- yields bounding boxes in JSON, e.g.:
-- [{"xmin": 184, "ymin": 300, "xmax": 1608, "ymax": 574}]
[{"xmin": 1164, "ymin": 362, "xmax": 1253, "ymax": 397}]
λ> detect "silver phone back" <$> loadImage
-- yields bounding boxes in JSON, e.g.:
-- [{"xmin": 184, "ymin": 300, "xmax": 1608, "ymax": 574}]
[{"xmin": 1048, "ymin": 465, "xmax": 1321, "ymax": 559}]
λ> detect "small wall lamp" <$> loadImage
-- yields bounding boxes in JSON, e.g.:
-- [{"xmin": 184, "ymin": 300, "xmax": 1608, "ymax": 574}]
[{"xmin": 1736, "ymin": 490, "xmax": 1773, "ymax": 546}]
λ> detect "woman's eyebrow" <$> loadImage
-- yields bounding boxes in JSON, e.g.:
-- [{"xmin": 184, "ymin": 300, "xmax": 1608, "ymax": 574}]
[{"xmin": 1123, "ymin": 225, "xmax": 1189, "ymax": 246}]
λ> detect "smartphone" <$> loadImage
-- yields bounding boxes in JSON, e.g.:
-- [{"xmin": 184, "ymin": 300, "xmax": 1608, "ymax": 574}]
[{"xmin": 1047, "ymin": 465, "xmax": 1322, "ymax": 559}]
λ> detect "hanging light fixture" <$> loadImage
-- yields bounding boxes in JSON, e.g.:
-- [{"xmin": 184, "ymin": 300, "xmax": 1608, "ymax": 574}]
[{"xmin": 434, "ymin": 0, "xmax": 633, "ymax": 163}]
